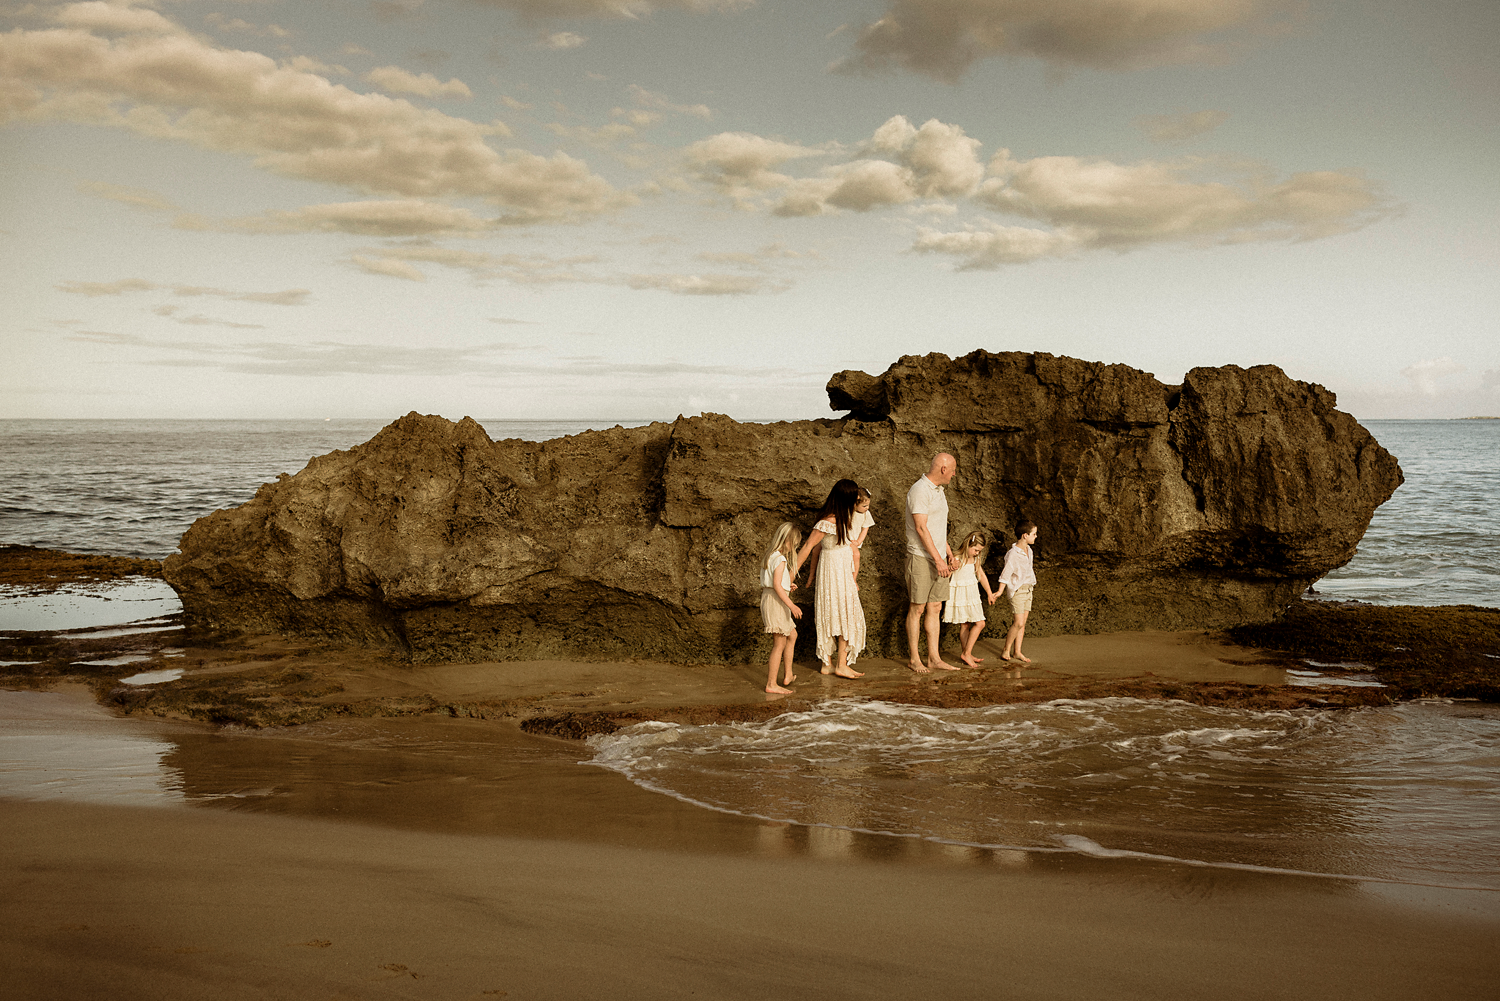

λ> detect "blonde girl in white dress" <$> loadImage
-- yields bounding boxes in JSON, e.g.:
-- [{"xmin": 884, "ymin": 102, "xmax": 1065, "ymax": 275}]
[
  {"xmin": 943, "ymin": 531, "xmax": 999, "ymax": 668},
  {"xmin": 850, "ymin": 486, "xmax": 875, "ymax": 585},
  {"xmin": 794, "ymin": 479, "xmax": 866, "ymax": 679},
  {"xmin": 759, "ymin": 523, "xmax": 803, "ymax": 694}
]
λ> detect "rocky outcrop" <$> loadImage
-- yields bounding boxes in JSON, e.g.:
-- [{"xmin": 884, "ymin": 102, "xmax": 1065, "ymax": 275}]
[{"xmin": 163, "ymin": 350, "xmax": 1402, "ymax": 663}]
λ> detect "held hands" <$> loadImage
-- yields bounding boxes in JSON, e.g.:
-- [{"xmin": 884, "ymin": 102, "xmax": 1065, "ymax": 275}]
[{"xmin": 986, "ymin": 591, "xmax": 998, "ymax": 605}]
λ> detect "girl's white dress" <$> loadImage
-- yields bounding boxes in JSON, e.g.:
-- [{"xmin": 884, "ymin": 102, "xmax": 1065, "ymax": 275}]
[
  {"xmin": 812, "ymin": 517, "xmax": 866, "ymax": 668},
  {"xmin": 943, "ymin": 562, "xmax": 985, "ymax": 624}
]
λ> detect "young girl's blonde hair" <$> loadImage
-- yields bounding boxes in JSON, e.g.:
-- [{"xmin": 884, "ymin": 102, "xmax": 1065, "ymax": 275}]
[
  {"xmin": 959, "ymin": 530, "xmax": 986, "ymax": 564},
  {"xmin": 764, "ymin": 522, "xmax": 802, "ymax": 570}
]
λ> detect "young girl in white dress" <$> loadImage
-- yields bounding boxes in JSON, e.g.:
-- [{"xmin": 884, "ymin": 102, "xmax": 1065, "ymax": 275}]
[
  {"xmin": 850, "ymin": 487, "xmax": 875, "ymax": 585},
  {"xmin": 759, "ymin": 522, "xmax": 803, "ymax": 694},
  {"xmin": 943, "ymin": 531, "xmax": 998, "ymax": 668},
  {"xmin": 794, "ymin": 479, "xmax": 866, "ymax": 679}
]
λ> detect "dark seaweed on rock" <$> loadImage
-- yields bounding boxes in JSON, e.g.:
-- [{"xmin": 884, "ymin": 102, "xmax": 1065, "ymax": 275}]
[
  {"xmin": 163, "ymin": 350, "xmax": 1402, "ymax": 665},
  {"xmin": 1228, "ymin": 603, "xmax": 1500, "ymax": 701}
]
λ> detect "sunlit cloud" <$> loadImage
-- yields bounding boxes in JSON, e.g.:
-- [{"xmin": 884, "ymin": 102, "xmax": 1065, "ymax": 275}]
[
  {"xmin": 57, "ymin": 279, "xmax": 310, "ymax": 305},
  {"xmin": 1401, "ymin": 357, "xmax": 1465, "ymax": 396},
  {"xmin": 0, "ymin": 6, "xmax": 628, "ymax": 222},
  {"xmin": 833, "ymin": 0, "xmax": 1293, "ymax": 83},
  {"xmin": 537, "ymin": 31, "xmax": 587, "ymax": 49},
  {"xmin": 1136, "ymin": 108, "xmax": 1230, "ymax": 142},
  {"xmin": 363, "ymin": 65, "xmax": 472, "ymax": 99}
]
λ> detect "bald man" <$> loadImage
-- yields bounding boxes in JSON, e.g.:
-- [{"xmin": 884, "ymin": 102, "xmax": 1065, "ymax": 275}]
[{"xmin": 904, "ymin": 452, "xmax": 960, "ymax": 673}]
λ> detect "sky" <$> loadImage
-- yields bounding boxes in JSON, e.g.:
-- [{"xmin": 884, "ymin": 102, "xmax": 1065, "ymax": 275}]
[{"xmin": 2, "ymin": 0, "xmax": 1496, "ymax": 422}]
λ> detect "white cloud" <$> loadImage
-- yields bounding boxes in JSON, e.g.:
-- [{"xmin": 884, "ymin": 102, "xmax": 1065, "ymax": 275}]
[
  {"xmin": 910, "ymin": 150, "xmax": 1394, "ymax": 267},
  {"xmin": 628, "ymin": 84, "xmax": 711, "ymax": 119},
  {"xmin": 537, "ymin": 31, "xmax": 587, "ymax": 49},
  {"xmin": 466, "ymin": 0, "xmax": 751, "ymax": 18},
  {"xmin": 684, "ymin": 131, "xmax": 827, "ymax": 208},
  {"xmin": 181, "ymin": 199, "xmax": 500, "ymax": 237},
  {"xmin": 834, "ymin": 0, "xmax": 1289, "ymax": 83},
  {"xmin": 1401, "ymin": 357, "xmax": 1465, "ymax": 396},
  {"xmin": 348, "ymin": 242, "xmax": 793, "ymax": 295},
  {"xmin": 363, "ymin": 65, "xmax": 472, "ymax": 99},
  {"xmin": 57, "ymin": 279, "xmax": 310, "ymax": 305},
  {"xmin": 693, "ymin": 116, "xmax": 982, "ymax": 215},
  {"xmin": 1136, "ymin": 108, "xmax": 1230, "ymax": 142},
  {"xmin": 623, "ymin": 272, "xmax": 785, "ymax": 295},
  {"xmin": 0, "ymin": 9, "xmax": 627, "ymax": 222}
]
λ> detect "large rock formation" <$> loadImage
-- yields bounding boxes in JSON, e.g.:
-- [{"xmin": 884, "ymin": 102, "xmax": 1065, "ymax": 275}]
[{"xmin": 163, "ymin": 351, "xmax": 1402, "ymax": 663}]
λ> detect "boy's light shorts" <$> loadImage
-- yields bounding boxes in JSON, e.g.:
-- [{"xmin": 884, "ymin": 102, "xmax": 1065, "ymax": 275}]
[{"xmin": 1008, "ymin": 585, "xmax": 1034, "ymax": 615}]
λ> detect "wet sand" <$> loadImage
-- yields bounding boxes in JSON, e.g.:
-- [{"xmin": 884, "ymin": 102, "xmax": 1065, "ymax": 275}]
[
  {"xmin": 4, "ymin": 689, "xmax": 1500, "ymax": 999},
  {"xmin": 6, "ymin": 767, "xmax": 1499, "ymax": 1000}
]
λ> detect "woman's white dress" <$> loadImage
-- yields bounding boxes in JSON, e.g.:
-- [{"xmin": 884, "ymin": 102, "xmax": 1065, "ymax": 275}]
[
  {"xmin": 943, "ymin": 563, "xmax": 985, "ymax": 623},
  {"xmin": 812, "ymin": 518, "xmax": 866, "ymax": 668}
]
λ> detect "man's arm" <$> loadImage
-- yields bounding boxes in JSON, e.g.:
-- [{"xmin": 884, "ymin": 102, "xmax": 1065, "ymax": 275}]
[{"xmin": 911, "ymin": 513, "xmax": 952, "ymax": 578}]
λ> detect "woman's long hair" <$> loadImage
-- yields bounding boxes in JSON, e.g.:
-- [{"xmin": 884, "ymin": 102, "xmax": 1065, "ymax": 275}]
[{"xmin": 816, "ymin": 479, "xmax": 860, "ymax": 545}]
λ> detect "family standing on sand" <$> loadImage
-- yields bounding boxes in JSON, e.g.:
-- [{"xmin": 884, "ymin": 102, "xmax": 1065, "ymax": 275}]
[{"xmin": 758, "ymin": 453, "xmax": 1041, "ymax": 694}]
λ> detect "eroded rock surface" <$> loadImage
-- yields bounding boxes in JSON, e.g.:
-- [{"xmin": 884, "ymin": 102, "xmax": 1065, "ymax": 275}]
[{"xmin": 163, "ymin": 350, "xmax": 1402, "ymax": 663}]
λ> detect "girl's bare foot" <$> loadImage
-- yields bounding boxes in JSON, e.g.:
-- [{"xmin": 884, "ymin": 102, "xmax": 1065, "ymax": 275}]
[
  {"xmin": 766, "ymin": 683, "xmax": 792, "ymax": 694},
  {"xmin": 782, "ymin": 673, "xmax": 797, "ymax": 685},
  {"xmin": 1016, "ymin": 653, "xmax": 1032, "ymax": 663},
  {"xmin": 960, "ymin": 653, "xmax": 980, "ymax": 668},
  {"xmin": 1001, "ymin": 653, "xmax": 1015, "ymax": 662},
  {"xmin": 971, "ymin": 654, "xmax": 985, "ymax": 663},
  {"xmin": 834, "ymin": 667, "xmax": 863, "ymax": 679}
]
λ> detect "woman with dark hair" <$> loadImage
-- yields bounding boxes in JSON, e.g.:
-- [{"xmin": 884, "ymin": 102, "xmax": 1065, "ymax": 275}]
[{"xmin": 795, "ymin": 478, "xmax": 867, "ymax": 678}]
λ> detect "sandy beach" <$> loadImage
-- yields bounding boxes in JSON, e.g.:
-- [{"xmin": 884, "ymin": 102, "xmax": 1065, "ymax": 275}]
[
  {"xmin": 6, "ymin": 751, "xmax": 1499, "ymax": 1001},
  {"xmin": 4, "ymin": 661, "xmax": 1500, "ymax": 1000}
]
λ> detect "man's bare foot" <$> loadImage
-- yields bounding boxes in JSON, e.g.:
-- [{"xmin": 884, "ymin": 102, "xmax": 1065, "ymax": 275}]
[
  {"xmin": 766, "ymin": 683, "xmax": 792, "ymax": 694},
  {"xmin": 929, "ymin": 659, "xmax": 960, "ymax": 671},
  {"xmin": 907, "ymin": 660, "xmax": 931, "ymax": 674},
  {"xmin": 834, "ymin": 667, "xmax": 863, "ymax": 679},
  {"xmin": 960, "ymin": 653, "xmax": 980, "ymax": 668}
]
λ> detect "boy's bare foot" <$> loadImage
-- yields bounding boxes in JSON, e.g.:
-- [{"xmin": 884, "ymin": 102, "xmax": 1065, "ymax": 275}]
[
  {"xmin": 765, "ymin": 683, "xmax": 792, "ymax": 694},
  {"xmin": 929, "ymin": 658, "xmax": 960, "ymax": 671},
  {"xmin": 834, "ymin": 667, "xmax": 863, "ymax": 679},
  {"xmin": 959, "ymin": 653, "xmax": 980, "ymax": 668}
]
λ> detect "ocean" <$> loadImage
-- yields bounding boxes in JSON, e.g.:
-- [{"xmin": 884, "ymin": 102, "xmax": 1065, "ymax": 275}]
[{"xmin": 1, "ymin": 416, "xmax": 1497, "ymax": 889}]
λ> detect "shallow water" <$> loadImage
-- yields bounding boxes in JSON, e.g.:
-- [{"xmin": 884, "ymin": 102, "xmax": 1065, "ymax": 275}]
[
  {"xmin": 1317, "ymin": 420, "xmax": 1500, "ymax": 606},
  {"xmin": 588, "ymin": 698, "xmax": 1500, "ymax": 889}
]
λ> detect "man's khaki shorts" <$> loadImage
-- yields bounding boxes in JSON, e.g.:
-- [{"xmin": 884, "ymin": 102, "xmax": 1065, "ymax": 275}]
[
  {"xmin": 1008, "ymin": 585, "xmax": 1034, "ymax": 615},
  {"xmin": 906, "ymin": 553, "xmax": 949, "ymax": 605}
]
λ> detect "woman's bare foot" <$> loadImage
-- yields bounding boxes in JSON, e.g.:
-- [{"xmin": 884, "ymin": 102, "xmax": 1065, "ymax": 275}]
[
  {"xmin": 834, "ymin": 667, "xmax": 863, "ymax": 679},
  {"xmin": 959, "ymin": 653, "xmax": 980, "ymax": 668},
  {"xmin": 765, "ymin": 683, "xmax": 792, "ymax": 694}
]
